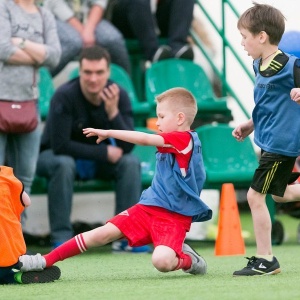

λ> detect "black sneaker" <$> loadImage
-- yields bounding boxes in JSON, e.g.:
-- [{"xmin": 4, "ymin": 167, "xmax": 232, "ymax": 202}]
[
  {"xmin": 174, "ymin": 45, "xmax": 194, "ymax": 61},
  {"xmin": 14, "ymin": 266, "xmax": 61, "ymax": 284},
  {"xmin": 152, "ymin": 45, "xmax": 172, "ymax": 62},
  {"xmin": 233, "ymin": 256, "xmax": 281, "ymax": 276}
]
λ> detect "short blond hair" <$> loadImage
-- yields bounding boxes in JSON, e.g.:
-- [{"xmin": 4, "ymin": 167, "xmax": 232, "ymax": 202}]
[{"xmin": 156, "ymin": 87, "xmax": 197, "ymax": 126}]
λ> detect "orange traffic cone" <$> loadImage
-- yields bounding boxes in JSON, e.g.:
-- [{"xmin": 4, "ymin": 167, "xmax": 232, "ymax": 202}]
[
  {"xmin": 215, "ymin": 183, "xmax": 246, "ymax": 256},
  {"xmin": 146, "ymin": 118, "xmax": 158, "ymax": 132}
]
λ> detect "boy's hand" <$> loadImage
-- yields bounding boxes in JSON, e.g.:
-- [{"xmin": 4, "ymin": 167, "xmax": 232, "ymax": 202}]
[
  {"xmin": 83, "ymin": 128, "xmax": 108, "ymax": 144},
  {"xmin": 290, "ymin": 88, "xmax": 300, "ymax": 104},
  {"xmin": 232, "ymin": 126, "xmax": 245, "ymax": 141},
  {"xmin": 232, "ymin": 124, "xmax": 253, "ymax": 142},
  {"xmin": 232, "ymin": 120, "xmax": 254, "ymax": 142}
]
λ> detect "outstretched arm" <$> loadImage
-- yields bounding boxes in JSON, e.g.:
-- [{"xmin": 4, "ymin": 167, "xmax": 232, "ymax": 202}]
[{"xmin": 83, "ymin": 128, "xmax": 166, "ymax": 147}]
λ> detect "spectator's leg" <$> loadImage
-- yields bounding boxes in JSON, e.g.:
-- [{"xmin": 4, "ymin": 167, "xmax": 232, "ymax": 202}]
[
  {"xmin": 36, "ymin": 150, "xmax": 76, "ymax": 246},
  {"xmin": 5, "ymin": 124, "xmax": 41, "ymax": 195},
  {"xmin": 0, "ymin": 133, "xmax": 7, "ymax": 165},
  {"xmin": 111, "ymin": 0, "xmax": 159, "ymax": 61},
  {"xmin": 95, "ymin": 20, "xmax": 131, "ymax": 73},
  {"xmin": 114, "ymin": 154, "xmax": 141, "ymax": 214},
  {"xmin": 156, "ymin": 0, "xmax": 194, "ymax": 55},
  {"xmin": 50, "ymin": 19, "xmax": 83, "ymax": 77},
  {"xmin": 5, "ymin": 125, "xmax": 41, "ymax": 225}
]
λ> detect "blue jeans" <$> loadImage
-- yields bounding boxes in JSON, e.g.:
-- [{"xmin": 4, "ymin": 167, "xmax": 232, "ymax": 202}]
[
  {"xmin": 51, "ymin": 19, "xmax": 131, "ymax": 76},
  {"xmin": 36, "ymin": 149, "xmax": 142, "ymax": 244},
  {"xmin": 0, "ymin": 125, "xmax": 41, "ymax": 194}
]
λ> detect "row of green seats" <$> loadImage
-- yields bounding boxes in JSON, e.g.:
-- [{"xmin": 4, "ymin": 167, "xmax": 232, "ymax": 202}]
[{"xmin": 63, "ymin": 59, "xmax": 233, "ymax": 127}]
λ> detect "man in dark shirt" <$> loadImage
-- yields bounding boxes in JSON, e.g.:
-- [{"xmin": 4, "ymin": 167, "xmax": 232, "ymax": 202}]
[{"xmin": 37, "ymin": 46, "xmax": 150, "ymax": 253}]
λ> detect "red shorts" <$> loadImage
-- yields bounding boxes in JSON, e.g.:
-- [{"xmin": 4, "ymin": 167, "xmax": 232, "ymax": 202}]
[{"xmin": 108, "ymin": 204, "xmax": 192, "ymax": 257}]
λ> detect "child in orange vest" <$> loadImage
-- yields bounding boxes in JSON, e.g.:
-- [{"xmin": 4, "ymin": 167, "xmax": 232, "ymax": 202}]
[{"xmin": 0, "ymin": 166, "xmax": 61, "ymax": 284}]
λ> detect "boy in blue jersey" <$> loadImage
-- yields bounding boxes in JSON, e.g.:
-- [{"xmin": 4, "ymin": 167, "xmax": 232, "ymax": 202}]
[
  {"xmin": 18, "ymin": 87, "xmax": 212, "ymax": 278},
  {"xmin": 232, "ymin": 2, "xmax": 300, "ymax": 276}
]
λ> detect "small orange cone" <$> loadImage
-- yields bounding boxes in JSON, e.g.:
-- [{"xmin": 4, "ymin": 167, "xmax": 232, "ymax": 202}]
[
  {"xmin": 146, "ymin": 118, "xmax": 158, "ymax": 132},
  {"xmin": 215, "ymin": 183, "xmax": 246, "ymax": 256}
]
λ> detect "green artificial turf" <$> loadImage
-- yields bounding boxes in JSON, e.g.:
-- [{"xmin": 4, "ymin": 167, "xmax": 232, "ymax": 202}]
[{"xmin": 2, "ymin": 212, "xmax": 300, "ymax": 300}]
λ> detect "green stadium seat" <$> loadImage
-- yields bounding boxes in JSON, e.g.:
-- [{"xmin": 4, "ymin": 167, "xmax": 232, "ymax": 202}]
[
  {"xmin": 38, "ymin": 67, "xmax": 55, "ymax": 121},
  {"xmin": 195, "ymin": 123, "xmax": 258, "ymax": 189},
  {"xmin": 145, "ymin": 59, "xmax": 233, "ymax": 124}
]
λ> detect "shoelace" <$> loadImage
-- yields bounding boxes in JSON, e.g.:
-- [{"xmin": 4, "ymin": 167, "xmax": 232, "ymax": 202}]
[{"xmin": 245, "ymin": 256, "xmax": 258, "ymax": 268}]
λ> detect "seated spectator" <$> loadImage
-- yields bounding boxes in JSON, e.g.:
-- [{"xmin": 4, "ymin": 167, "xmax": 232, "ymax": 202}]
[
  {"xmin": 36, "ymin": 45, "xmax": 150, "ymax": 253},
  {"xmin": 108, "ymin": 0, "xmax": 194, "ymax": 63},
  {"xmin": 43, "ymin": 0, "xmax": 130, "ymax": 76}
]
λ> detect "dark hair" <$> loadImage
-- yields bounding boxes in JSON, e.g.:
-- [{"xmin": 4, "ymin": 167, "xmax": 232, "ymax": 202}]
[
  {"xmin": 237, "ymin": 2, "xmax": 285, "ymax": 45},
  {"xmin": 79, "ymin": 46, "xmax": 111, "ymax": 66}
]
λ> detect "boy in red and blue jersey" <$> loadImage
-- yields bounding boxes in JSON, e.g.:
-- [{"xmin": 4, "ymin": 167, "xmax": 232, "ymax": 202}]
[{"xmin": 19, "ymin": 87, "xmax": 212, "ymax": 278}]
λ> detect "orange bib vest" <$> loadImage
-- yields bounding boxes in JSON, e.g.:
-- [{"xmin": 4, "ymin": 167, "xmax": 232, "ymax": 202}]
[{"xmin": 0, "ymin": 166, "xmax": 26, "ymax": 267}]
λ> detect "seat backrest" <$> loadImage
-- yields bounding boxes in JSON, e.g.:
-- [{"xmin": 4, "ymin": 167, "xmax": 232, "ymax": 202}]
[
  {"xmin": 38, "ymin": 67, "xmax": 55, "ymax": 120},
  {"xmin": 110, "ymin": 64, "xmax": 140, "ymax": 104},
  {"xmin": 195, "ymin": 124, "xmax": 258, "ymax": 188},
  {"xmin": 145, "ymin": 59, "xmax": 215, "ymax": 106}
]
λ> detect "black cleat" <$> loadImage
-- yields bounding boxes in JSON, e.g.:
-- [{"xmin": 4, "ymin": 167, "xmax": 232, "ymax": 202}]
[
  {"xmin": 14, "ymin": 266, "xmax": 61, "ymax": 284},
  {"xmin": 233, "ymin": 256, "xmax": 281, "ymax": 276}
]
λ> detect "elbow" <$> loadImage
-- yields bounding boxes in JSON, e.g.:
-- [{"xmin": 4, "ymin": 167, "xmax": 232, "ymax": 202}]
[
  {"xmin": 52, "ymin": 51, "xmax": 62, "ymax": 67},
  {"xmin": 44, "ymin": 48, "xmax": 62, "ymax": 68}
]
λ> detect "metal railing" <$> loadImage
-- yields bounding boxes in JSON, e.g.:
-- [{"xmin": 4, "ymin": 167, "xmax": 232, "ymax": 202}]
[{"xmin": 191, "ymin": 0, "xmax": 254, "ymax": 119}]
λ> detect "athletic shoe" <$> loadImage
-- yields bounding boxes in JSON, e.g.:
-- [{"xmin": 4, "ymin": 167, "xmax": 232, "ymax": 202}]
[
  {"xmin": 182, "ymin": 243, "xmax": 207, "ymax": 275},
  {"xmin": 112, "ymin": 240, "xmax": 152, "ymax": 254},
  {"xmin": 152, "ymin": 45, "xmax": 172, "ymax": 62},
  {"xmin": 233, "ymin": 256, "xmax": 281, "ymax": 276},
  {"xmin": 19, "ymin": 253, "xmax": 46, "ymax": 272},
  {"xmin": 174, "ymin": 45, "xmax": 194, "ymax": 61},
  {"xmin": 14, "ymin": 266, "xmax": 61, "ymax": 284}
]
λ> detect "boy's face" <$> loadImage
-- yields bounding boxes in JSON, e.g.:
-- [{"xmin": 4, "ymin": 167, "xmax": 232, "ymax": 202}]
[
  {"xmin": 156, "ymin": 101, "xmax": 180, "ymax": 133},
  {"xmin": 239, "ymin": 28, "xmax": 263, "ymax": 60}
]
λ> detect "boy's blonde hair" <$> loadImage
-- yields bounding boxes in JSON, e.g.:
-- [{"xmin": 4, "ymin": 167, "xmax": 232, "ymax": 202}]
[
  {"xmin": 237, "ymin": 2, "xmax": 285, "ymax": 45},
  {"xmin": 156, "ymin": 87, "xmax": 197, "ymax": 126}
]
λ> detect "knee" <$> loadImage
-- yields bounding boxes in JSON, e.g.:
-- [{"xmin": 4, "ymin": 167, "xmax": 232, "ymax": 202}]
[
  {"xmin": 151, "ymin": 253, "xmax": 173, "ymax": 273},
  {"xmin": 96, "ymin": 21, "xmax": 125, "ymax": 44},
  {"xmin": 247, "ymin": 189, "xmax": 258, "ymax": 206},
  {"xmin": 119, "ymin": 154, "xmax": 140, "ymax": 170},
  {"xmin": 53, "ymin": 155, "xmax": 76, "ymax": 178}
]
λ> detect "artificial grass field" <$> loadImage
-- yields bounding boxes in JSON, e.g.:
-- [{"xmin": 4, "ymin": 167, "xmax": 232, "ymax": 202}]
[{"xmin": 2, "ymin": 211, "xmax": 300, "ymax": 300}]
